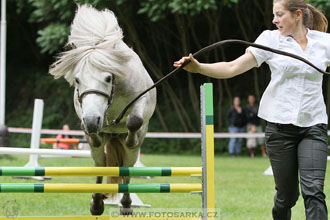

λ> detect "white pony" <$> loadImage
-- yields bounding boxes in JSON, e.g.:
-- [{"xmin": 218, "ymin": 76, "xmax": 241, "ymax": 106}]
[{"xmin": 49, "ymin": 5, "xmax": 156, "ymax": 215}]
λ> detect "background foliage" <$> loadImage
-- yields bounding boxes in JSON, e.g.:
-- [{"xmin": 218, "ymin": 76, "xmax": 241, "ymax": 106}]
[{"xmin": 4, "ymin": 0, "xmax": 330, "ymax": 154}]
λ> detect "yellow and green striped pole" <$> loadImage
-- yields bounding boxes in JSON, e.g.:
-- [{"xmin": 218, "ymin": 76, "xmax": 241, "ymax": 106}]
[
  {"xmin": 0, "ymin": 167, "xmax": 202, "ymax": 177},
  {"xmin": 0, "ymin": 183, "xmax": 202, "ymax": 193},
  {"xmin": 8, "ymin": 216, "xmax": 202, "ymax": 220},
  {"xmin": 201, "ymin": 83, "xmax": 215, "ymax": 220}
]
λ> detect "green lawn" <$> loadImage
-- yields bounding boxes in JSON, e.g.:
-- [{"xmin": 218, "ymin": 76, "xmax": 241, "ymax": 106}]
[{"xmin": 0, "ymin": 154, "xmax": 329, "ymax": 219}]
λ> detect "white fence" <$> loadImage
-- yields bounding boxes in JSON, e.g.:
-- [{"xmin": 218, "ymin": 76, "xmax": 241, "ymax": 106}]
[{"xmin": 8, "ymin": 126, "xmax": 330, "ymax": 138}]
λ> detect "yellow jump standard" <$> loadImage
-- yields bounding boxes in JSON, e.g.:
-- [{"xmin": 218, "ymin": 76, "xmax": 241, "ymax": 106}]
[{"xmin": 201, "ymin": 83, "xmax": 215, "ymax": 220}]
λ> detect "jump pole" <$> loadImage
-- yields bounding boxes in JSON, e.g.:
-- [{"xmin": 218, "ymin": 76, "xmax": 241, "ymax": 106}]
[
  {"xmin": 0, "ymin": 183, "xmax": 202, "ymax": 193},
  {"xmin": 0, "ymin": 167, "xmax": 202, "ymax": 177},
  {"xmin": 1, "ymin": 217, "xmax": 200, "ymax": 220}
]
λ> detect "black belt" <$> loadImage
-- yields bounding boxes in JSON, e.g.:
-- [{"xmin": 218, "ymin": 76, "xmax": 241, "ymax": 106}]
[{"xmin": 267, "ymin": 121, "xmax": 299, "ymax": 132}]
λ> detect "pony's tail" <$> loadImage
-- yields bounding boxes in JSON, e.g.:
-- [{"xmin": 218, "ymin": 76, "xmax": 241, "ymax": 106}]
[{"xmin": 105, "ymin": 138, "xmax": 126, "ymax": 198}]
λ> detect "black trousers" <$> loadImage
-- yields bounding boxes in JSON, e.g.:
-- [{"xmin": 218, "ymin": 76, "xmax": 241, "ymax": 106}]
[{"xmin": 265, "ymin": 122, "xmax": 328, "ymax": 220}]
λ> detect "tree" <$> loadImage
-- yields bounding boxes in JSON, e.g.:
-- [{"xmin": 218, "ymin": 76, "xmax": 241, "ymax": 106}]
[{"xmin": 12, "ymin": 0, "xmax": 330, "ymax": 133}]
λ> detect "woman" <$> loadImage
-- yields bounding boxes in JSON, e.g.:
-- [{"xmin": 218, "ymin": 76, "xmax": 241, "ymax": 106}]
[
  {"xmin": 174, "ymin": 0, "xmax": 329, "ymax": 219},
  {"xmin": 52, "ymin": 124, "xmax": 77, "ymax": 150}
]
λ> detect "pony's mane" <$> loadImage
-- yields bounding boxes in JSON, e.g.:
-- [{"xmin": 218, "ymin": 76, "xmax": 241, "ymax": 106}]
[{"xmin": 49, "ymin": 5, "xmax": 133, "ymax": 85}]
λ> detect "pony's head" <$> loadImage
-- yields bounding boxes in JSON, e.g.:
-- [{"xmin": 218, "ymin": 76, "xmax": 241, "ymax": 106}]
[{"xmin": 49, "ymin": 5, "xmax": 133, "ymax": 135}]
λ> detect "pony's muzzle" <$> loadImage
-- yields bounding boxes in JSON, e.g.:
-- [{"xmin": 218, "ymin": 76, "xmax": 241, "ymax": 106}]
[{"xmin": 83, "ymin": 115, "xmax": 101, "ymax": 134}]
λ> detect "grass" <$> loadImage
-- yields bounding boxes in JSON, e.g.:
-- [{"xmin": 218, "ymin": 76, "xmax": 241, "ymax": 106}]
[{"xmin": 0, "ymin": 154, "xmax": 330, "ymax": 219}]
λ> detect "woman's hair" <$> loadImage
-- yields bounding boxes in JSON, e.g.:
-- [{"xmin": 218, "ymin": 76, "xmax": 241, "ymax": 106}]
[{"xmin": 274, "ymin": 0, "xmax": 328, "ymax": 32}]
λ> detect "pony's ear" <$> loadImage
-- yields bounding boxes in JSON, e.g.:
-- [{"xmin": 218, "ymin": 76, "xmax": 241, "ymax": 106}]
[{"xmin": 64, "ymin": 43, "xmax": 77, "ymax": 51}]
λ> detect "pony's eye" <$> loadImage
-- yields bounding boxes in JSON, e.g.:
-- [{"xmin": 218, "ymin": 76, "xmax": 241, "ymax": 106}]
[
  {"xmin": 75, "ymin": 77, "xmax": 80, "ymax": 84},
  {"xmin": 105, "ymin": 76, "xmax": 112, "ymax": 83}
]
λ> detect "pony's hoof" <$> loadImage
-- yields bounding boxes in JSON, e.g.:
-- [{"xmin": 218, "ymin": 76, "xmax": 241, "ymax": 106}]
[
  {"xmin": 90, "ymin": 199, "xmax": 104, "ymax": 215},
  {"xmin": 120, "ymin": 207, "xmax": 133, "ymax": 215}
]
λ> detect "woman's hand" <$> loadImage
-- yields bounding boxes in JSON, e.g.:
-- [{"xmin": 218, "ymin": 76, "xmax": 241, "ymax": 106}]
[
  {"xmin": 173, "ymin": 53, "xmax": 200, "ymax": 73},
  {"xmin": 174, "ymin": 51, "xmax": 257, "ymax": 79}
]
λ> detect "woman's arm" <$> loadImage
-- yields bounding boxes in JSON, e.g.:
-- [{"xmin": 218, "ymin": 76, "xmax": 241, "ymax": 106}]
[{"xmin": 173, "ymin": 51, "xmax": 258, "ymax": 79}]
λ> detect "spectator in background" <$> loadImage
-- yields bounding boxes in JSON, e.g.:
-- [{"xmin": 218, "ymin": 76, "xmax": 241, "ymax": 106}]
[
  {"xmin": 226, "ymin": 96, "xmax": 247, "ymax": 156},
  {"xmin": 245, "ymin": 94, "xmax": 267, "ymax": 157},
  {"xmin": 53, "ymin": 124, "xmax": 77, "ymax": 150},
  {"xmin": 247, "ymin": 124, "xmax": 257, "ymax": 157}
]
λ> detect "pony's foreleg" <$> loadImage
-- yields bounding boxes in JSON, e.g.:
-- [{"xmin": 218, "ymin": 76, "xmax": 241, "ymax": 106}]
[
  {"xmin": 120, "ymin": 177, "xmax": 133, "ymax": 215},
  {"xmin": 125, "ymin": 98, "xmax": 147, "ymax": 148},
  {"xmin": 119, "ymin": 136, "xmax": 144, "ymax": 215},
  {"xmin": 89, "ymin": 136, "xmax": 107, "ymax": 216},
  {"xmin": 105, "ymin": 138, "xmax": 133, "ymax": 215},
  {"xmin": 90, "ymin": 176, "xmax": 105, "ymax": 215}
]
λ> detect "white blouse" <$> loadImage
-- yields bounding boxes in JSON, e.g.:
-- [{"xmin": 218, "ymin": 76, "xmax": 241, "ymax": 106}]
[{"xmin": 248, "ymin": 29, "xmax": 330, "ymax": 127}]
